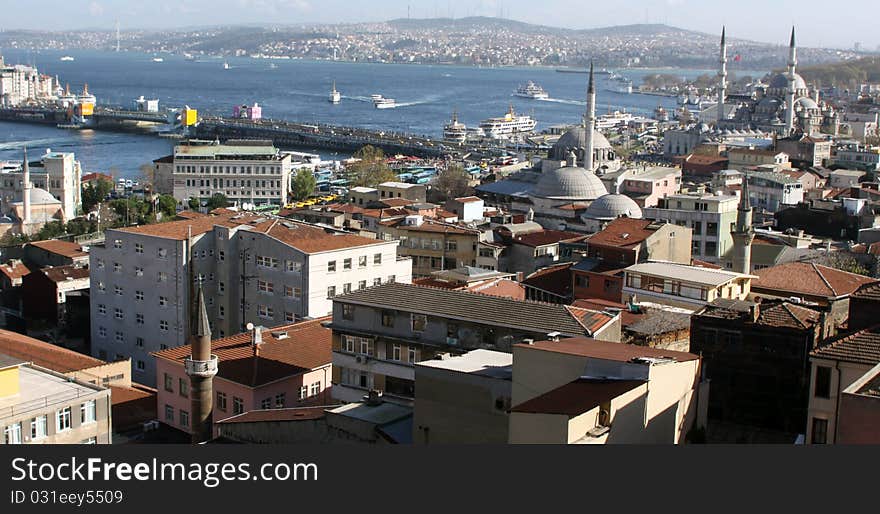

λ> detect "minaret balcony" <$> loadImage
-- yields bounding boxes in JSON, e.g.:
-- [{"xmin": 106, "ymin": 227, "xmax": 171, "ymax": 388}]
[{"xmin": 185, "ymin": 355, "xmax": 219, "ymax": 378}]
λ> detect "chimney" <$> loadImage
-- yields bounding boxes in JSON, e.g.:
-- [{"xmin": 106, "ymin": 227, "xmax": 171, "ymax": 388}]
[{"xmin": 749, "ymin": 302, "xmax": 760, "ymax": 323}]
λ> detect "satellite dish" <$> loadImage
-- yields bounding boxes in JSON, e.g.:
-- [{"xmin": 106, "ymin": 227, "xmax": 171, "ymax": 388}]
[{"xmin": 246, "ymin": 323, "xmax": 254, "ymax": 331}]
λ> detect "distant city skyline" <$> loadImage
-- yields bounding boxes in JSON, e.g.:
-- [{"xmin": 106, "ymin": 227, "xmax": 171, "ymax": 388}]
[{"xmin": 0, "ymin": 0, "xmax": 877, "ymax": 50}]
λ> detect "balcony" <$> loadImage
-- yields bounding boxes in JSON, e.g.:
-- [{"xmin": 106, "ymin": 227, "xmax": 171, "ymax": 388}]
[
  {"xmin": 333, "ymin": 352, "xmax": 415, "ymax": 381},
  {"xmin": 184, "ymin": 355, "xmax": 219, "ymax": 378}
]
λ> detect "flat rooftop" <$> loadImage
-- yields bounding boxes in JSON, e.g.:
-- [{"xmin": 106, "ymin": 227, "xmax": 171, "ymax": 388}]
[
  {"xmin": 625, "ymin": 262, "xmax": 752, "ymax": 286},
  {"xmin": 0, "ymin": 364, "xmax": 105, "ymax": 418},
  {"xmin": 416, "ymin": 349, "xmax": 513, "ymax": 379},
  {"xmin": 327, "ymin": 401, "xmax": 412, "ymax": 425}
]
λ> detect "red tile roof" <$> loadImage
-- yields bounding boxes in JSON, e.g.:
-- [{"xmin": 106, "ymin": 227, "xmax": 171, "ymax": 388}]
[
  {"xmin": 572, "ymin": 299, "xmax": 641, "ymax": 326},
  {"xmin": 752, "ymin": 262, "xmax": 878, "ymax": 299},
  {"xmin": 27, "ymin": 239, "xmax": 88, "ymax": 259},
  {"xmin": 153, "ymin": 318, "xmax": 332, "ymax": 387},
  {"xmin": 587, "ymin": 218, "xmax": 658, "ymax": 249},
  {"xmin": 376, "ymin": 198, "xmax": 414, "ymax": 208},
  {"xmin": 811, "ymin": 325, "xmax": 880, "ymax": 366},
  {"xmin": 216, "ymin": 406, "xmax": 329, "ymax": 424},
  {"xmin": 110, "ymin": 384, "xmax": 157, "ymax": 430},
  {"xmin": 252, "ymin": 219, "xmax": 386, "ymax": 254},
  {"xmin": 40, "ymin": 265, "xmax": 90, "ymax": 283},
  {"xmin": 566, "ymin": 306, "xmax": 617, "ymax": 334},
  {"xmin": 522, "ymin": 263, "xmax": 573, "ymax": 298},
  {"xmin": 511, "ymin": 378, "xmax": 646, "ymax": 416},
  {"xmin": 0, "ymin": 260, "xmax": 32, "ymax": 282},
  {"xmin": 516, "ymin": 337, "xmax": 700, "ymax": 362},
  {"xmin": 0, "ymin": 329, "xmax": 106, "ymax": 372},
  {"xmin": 454, "ymin": 196, "xmax": 483, "ymax": 203}
]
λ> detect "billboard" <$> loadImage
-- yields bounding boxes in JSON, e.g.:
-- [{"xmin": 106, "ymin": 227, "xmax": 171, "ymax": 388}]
[{"xmin": 183, "ymin": 108, "xmax": 198, "ymax": 126}]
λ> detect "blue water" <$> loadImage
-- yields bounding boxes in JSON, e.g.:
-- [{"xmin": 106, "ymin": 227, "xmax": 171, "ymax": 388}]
[{"xmin": 0, "ymin": 49, "xmax": 769, "ymax": 178}]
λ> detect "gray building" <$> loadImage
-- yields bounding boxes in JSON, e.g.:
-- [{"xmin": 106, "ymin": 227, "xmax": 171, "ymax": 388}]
[{"xmin": 643, "ymin": 192, "xmax": 739, "ymax": 265}]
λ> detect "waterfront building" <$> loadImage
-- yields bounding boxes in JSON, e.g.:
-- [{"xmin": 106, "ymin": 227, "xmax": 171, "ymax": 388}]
[{"xmin": 89, "ymin": 211, "xmax": 410, "ymax": 387}]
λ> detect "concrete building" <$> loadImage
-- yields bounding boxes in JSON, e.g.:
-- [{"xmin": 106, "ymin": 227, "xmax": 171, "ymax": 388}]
[
  {"xmin": 775, "ymin": 134, "xmax": 832, "ymax": 168},
  {"xmin": 24, "ymin": 240, "xmax": 89, "ymax": 268},
  {"xmin": 444, "ymin": 196, "xmax": 484, "ymax": 222},
  {"xmin": 376, "ymin": 216, "xmax": 489, "ymax": 277},
  {"xmin": 158, "ymin": 140, "xmax": 293, "ymax": 208},
  {"xmin": 727, "ymin": 148, "xmax": 791, "ymax": 171},
  {"xmin": 89, "ymin": 211, "xmax": 410, "ymax": 387},
  {"xmin": 745, "ymin": 171, "xmax": 804, "ymax": 212},
  {"xmin": 836, "ymin": 362, "xmax": 880, "ymax": 444},
  {"xmin": 828, "ymin": 169, "xmax": 866, "ymax": 189},
  {"xmin": 154, "ymin": 318, "xmax": 332, "ymax": 438},
  {"xmin": 21, "ymin": 264, "xmax": 90, "ymax": 335},
  {"xmin": 413, "ymin": 349, "xmax": 512, "ymax": 444},
  {"xmin": 507, "ymin": 338, "xmax": 704, "ymax": 444},
  {"xmin": 832, "ymin": 143, "xmax": 880, "ymax": 172},
  {"xmin": 348, "ymin": 187, "xmax": 379, "ymax": 207},
  {"xmin": 378, "ymin": 182, "xmax": 426, "ymax": 203},
  {"xmin": 329, "ymin": 282, "xmax": 621, "ymax": 404},
  {"xmin": 1, "ymin": 354, "xmax": 112, "ymax": 445},
  {"xmin": 643, "ymin": 193, "xmax": 739, "ymax": 265},
  {"xmin": 622, "ymin": 261, "xmax": 753, "ymax": 310},
  {"xmin": 617, "ymin": 166, "xmax": 681, "ymax": 208}
]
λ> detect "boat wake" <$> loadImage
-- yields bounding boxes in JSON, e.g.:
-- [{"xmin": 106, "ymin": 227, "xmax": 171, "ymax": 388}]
[
  {"xmin": 538, "ymin": 97, "xmax": 585, "ymax": 106},
  {"xmin": 0, "ymin": 137, "xmax": 70, "ymax": 151}
]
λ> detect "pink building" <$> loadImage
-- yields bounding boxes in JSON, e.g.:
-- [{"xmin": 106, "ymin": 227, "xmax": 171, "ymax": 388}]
[
  {"xmin": 233, "ymin": 103, "xmax": 262, "ymax": 120},
  {"xmin": 153, "ymin": 317, "xmax": 332, "ymax": 436},
  {"xmin": 620, "ymin": 166, "xmax": 682, "ymax": 208}
]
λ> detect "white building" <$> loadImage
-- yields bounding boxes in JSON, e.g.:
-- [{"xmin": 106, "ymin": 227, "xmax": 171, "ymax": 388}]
[
  {"xmin": 643, "ymin": 192, "xmax": 740, "ymax": 264},
  {"xmin": 161, "ymin": 140, "xmax": 293, "ymax": 208},
  {"xmin": 89, "ymin": 211, "xmax": 411, "ymax": 386},
  {"xmin": 746, "ymin": 171, "xmax": 804, "ymax": 212},
  {"xmin": 0, "ymin": 149, "xmax": 82, "ymax": 222}
]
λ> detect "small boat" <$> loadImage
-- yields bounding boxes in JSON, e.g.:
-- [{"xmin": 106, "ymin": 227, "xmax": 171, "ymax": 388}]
[
  {"xmin": 514, "ymin": 81, "xmax": 549, "ymax": 100},
  {"xmin": 59, "ymin": 56, "xmax": 75, "ymax": 62},
  {"xmin": 269, "ymin": 63, "xmax": 278, "ymax": 69},
  {"xmin": 329, "ymin": 81, "xmax": 341, "ymax": 104},
  {"xmin": 152, "ymin": 57, "xmax": 164, "ymax": 63},
  {"xmin": 372, "ymin": 95, "xmax": 396, "ymax": 109},
  {"xmin": 223, "ymin": 61, "xmax": 230, "ymax": 70}
]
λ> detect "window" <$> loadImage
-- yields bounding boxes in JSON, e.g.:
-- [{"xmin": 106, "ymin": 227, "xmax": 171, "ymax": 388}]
[
  {"xmin": 96, "ymin": 258, "xmax": 104, "ymax": 269},
  {"xmin": 373, "ymin": 277, "xmax": 382, "ymax": 286},
  {"xmin": 388, "ymin": 275, "xmax": 396, "ymax": 283},
  {"xmin": 114, "ymin": 308, "xmax": 124, "ymax": 320},
  {"xmin": 135, "ymin": 243, "xmax": 144, "ymax": 254},
  {"xmin": 219, "ymin": 251, "xmax": 225, "ymax": 261},
  {"xmin": 158, "ymin": 248, "xmax": 167, "ymax": 259},
  {"xmin": 134, "ymin": 266, "xmax": 144, "ymax": 277},
  {"xmin": 257, "ymin": 280, "xmax": 274, "ymax": 293},
  {"xmin": 814, "ymin": 366, "xmax": 832, "ymax": 399},
  {"xmin": 408, "ymin": 347, "xmax": 419, "ymax": 364},
  {"xmin": 343, "ymin": 304, "xmax": 355, "ymax": 320},
  {"xmin": 158, "ymin": 272, "xmax": 168, "ymax": 282},
  {"xmin": 286, "ymin": 260, "xmax": 302, "ymax": 272},
  {"xmin": 4, "ymin": 422, "xmax": 22, "ymax": 444},
  {"xmin": 445, "ymin": 240, "xmax": 458, "ymax": 251},
  {"xmin": 179, "ymin": 378, "xmax": 189, "ymax": 398},
  {"xmin": 381, "ymin": 310, "xmax": 395, "ymax": 327},
  {"xmin": 159, "ymin": 296, "xmax": 168, "ymax": 307},
  {"xmin": 160, "ymin": 320, "xmax": 169, "ymax": 331},
  {"xmin": 327, "ymin": 286, "xmax": 336, "ymax": 298},
  {"xmin": 136, "ymin": 313, "xmax": 144, "ymax": 325},
  {"xmin": 358, "ymin": 255, "xmax": 367, "ymax": 268},
  {"xmin": 219, "ymin": 282, "xmax": 225, "ymax": 293},
  {"xmin": 217, "ymin": 392, "xmax": 227, "ymax": 412},
  {"xmin": 261, "ymin": 398, "xmax": 272, "ymax": 410},
  {"xmin": 179, "ymin": 410, "xmax": 189, "ymax": 428},
  {"xmin": 81, "ymin": 437, "xmax": 97, "ymax": 444},
  {"xmin": 164, "ymin": 405, "xmax": 174, "ymax": 422},
  {"xmin": 310, "ymin": 382, "xmax": 321, "ymax": 397},
  {"xmin": 358, "ymin": 280, "xmax": 367, "ymax": 290},
  {"xmin": 411, "ymin": 313, "xmax": 427, "ymax": 332},
  {"xmin": 164, "ymin": 373, "xmax": 174, "ymax": 392},
  {"xmin": 258, "ymin": 305, "xmax": 274, "ymax": 319},
  {"xmin": 374, "ymin": 253, "xmax": 382, "ymax": 265},
  {"xmin": 706, "ymin": 222, "xmax": 718, "ymax": 237},
  {"xmin": 447, "ymin": 323, "xmax": 459, "ymax": 341},
  {"xmin": 233, "ymin": 397, "xmax": 244, "ymax": 415},
  {"xmin": 285, "ymin": 311, "xmax": 296, "ymax": 322},
  {"xmin": 343, "ymin": 283, "xmax": 352, "ymax": 294},
  {"xmin": 811, "ymin": 418, "xmax": 828, "ymax": 444},
  {"xmin": 275, "ymin": 393, "xmax": 286, "ymax": 408},
  {"xmin": 98, "ymin": 326, "xmax": 107, "ymax": 338},
  {"xmin": 343, "ymin": 258, "xmax": 352, "ymax": 270},
  {"xmin": 392, "ymin": 344, "xmax": 402, "ymax": 361},
  {"xmin": 30, "ymin": 415, "xmax": 47, "ymax": 440},
  {"xmin": 115, "ymin": 285, "xmax": 124, "ymax": 296},
  {"xmin": 135, "ymin": 290, "xmax": 144, "ymax": 301},
  {"xmin": 299, "ymin": 385, "xmax": 308, "ymax": 400},
  {"xmin": 56, "ymin": 407, "xmax": 71, "ymax": 432},
  {"xmin": 114, "ymin": 239, "xmax": 123, "ymax": 249},
  {"xmin": 97, "ymin": 281, "xmax": 106, "ymax": 293},
  {"xmin": 98, "ymin": 304, "xmax": 106, "ymax": 315},
  {"xmin": 327, "ymin": 260, "xmax": 336, "ymax": 272},
  {"xmin": 81, "ymin": 400, "xmax": 96, "ymax": 424},
  {"xmin": 692, "ymin": 221, "xmax": 702, "ymax": 234},
  {"xmin": 705, "ymin": 241, "xmax": 718, "ymax": 256}
]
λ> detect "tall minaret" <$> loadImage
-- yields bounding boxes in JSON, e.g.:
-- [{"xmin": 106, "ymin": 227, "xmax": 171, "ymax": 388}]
[
  {"xmin": 22, "ymin": 147, "xmax": 31, "ymax": 227},
  {"xmin": 731, "ymin": 175, "xmax": 755, "ymax": 275},
  {"xmin": 717, "ymin": 26, "xmax": 727, "ymax": 127},
  {"xmin": 785, "ymin": 27, "xmax": 798, "ymax": 135},
  {"xmin": 583, "ymin": 61, "xmax": 596, "ymax": 171},
  {"xmin": 185, "ymin": 286, "xmax": 218, "ymax": 444}
]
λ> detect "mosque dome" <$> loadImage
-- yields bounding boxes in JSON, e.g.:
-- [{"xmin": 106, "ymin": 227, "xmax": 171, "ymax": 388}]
[
  {"xmin": 532, "ymin": 165, "xmax": 608, "ymax": 201},
  {"xmin": 583, "ymin": 194, "xmax": 643, "ymax": 220},
  {"xmin": 768, "ymin": 72, "xmax": 807, "ymax": 92},
  {"xmin": 795, "ymin": 97, "xmax": 819, "ymax": 110},
  {"xmin": 15, "ymin": 188, "xmax": 60, "ymax": 205},
  {"xmin": 549, "ymin": 126, "xmax": 611, "ymax": 161}
]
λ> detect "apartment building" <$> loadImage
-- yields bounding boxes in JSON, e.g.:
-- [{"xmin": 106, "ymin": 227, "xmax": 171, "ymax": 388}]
[
  {"xmin": 89, "ymin": 211, "xmax": 411, "ymax": 387},
  {"xmin": 746, "ymin": 171, "xmax": 804, "ymax": 212},
  {"xmin": 726, "ymin": 148, "xmax": 790, "ymax": 171},
  {"xmin": 618, "ymin": 166, "xmax": 681, "ymax": 208},
  {"xmin": 329, "ymin": 282, "xmax": 621, "ymax": 404},
  {"xmin": 643, "ymin": 193, "xmax": 739, "ymax": 264},
  {"xmin": 153, "ymin": 319, "xmax": 332, "ymax": 436},
  {"xmin": 622, "ymin": 262, "xmax": 753, "ymax": 310},
  {"xmin": 1, "ymin": 354, "xmax": 112, "ymax": 445},
  {"xmin": 158, "ymin": 140, "xmax": 293, "ymax": 207}
]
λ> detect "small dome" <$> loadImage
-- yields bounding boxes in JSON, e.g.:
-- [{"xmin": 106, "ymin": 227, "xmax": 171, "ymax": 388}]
[
  {"xmin": 768, "ymin": 72, "xmax": 807, "ymax": 92},
  {"xmin": 795, "ymin": 97, "xmax": 819, "ymax": 110},
  {"xmin": 532, "ymin": 165, "xmax": 608, "ymax": 201},
  {"xmin": 16, "ymin": 188, "xmax": 60, "ymax": 205},
  {"xmin": 549, "ymin": 126, "xmax": 611, "ymax": 161},
  {"xmin": 583, "ymin": 194, "xmax": 643, "ymax": 220}
]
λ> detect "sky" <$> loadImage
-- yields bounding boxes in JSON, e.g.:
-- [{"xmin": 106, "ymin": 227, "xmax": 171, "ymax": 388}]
[{"xmin": 0, "ymin": 0, "xmax": 876, "ymax": 50}]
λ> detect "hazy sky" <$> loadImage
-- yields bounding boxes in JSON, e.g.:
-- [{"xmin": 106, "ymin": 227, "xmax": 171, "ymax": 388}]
[{"xmin": 0, "ymin": 0, "xmax": 876, "ymax": 50}]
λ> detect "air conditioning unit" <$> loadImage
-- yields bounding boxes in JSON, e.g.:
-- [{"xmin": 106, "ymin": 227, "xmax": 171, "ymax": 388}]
[
  {"xmin": 143, "ymin": 420, "xmax": 159, "ymax": 432},
  {"xmin": 355, "ymin": 355, "xmax": 367, "ymax": 364}
]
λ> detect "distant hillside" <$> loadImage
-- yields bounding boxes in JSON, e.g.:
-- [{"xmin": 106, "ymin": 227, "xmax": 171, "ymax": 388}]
[
  {"xmin": 577, "ymin": 23, "xmax": 707, "ymax": 38},
  {"xmin": 797, "ymin": 56, "xmax": 880, "ymax": 87},
  {"xmin": 387, "ymin": 16, "xmax": 569, "ymax": 35}
]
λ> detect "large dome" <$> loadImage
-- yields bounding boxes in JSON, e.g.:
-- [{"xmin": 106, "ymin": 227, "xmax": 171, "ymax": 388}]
[
  {"xmin": 549, "ymin": 126, "xmax": 611, "ymax": 161},
  {"xmin": 531, "ymin": 165, "xmax": 607, "ymax": 201},
  {"xmin": 583, "ymin": 194, "xmax": 643, "ymax": 220},
  {"xmin": 768, "ymin": 72, "xmax": 807, "ymax": 92},
  {"xmin": 15, "ymin": 188, "xmax": 61, "ymax": 205}
]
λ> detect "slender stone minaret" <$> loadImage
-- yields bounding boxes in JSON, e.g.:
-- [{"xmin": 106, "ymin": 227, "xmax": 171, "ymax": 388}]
[
  {"xmin": 185, "ymin": 286, "xmax": 218, "ymax": 444},
  {"xmin": 584, "ymin": 61, "xmax": 596, "ymax": 172},
  {"xmin": 22, "ymin": 147, "xmax": 31, "ymax": 227},
  {"xmin": 785, "ymin": 27, "xmax": 798, "ymax": 135},
  {"xmin": 717, "ymin": 26, "xmax": 727, "ymax": 127},
  {"xmin": 731, "ymin": 175, "xmax": 755, "ymax": 275}
]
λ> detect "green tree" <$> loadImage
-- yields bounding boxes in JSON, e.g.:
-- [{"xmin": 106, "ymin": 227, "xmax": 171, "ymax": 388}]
[
  {"xmin": 81, "ymin": 179, "xmax": 114, "ymax": 213},
  {"xmin": 157, "ymin": 195, "xmax": 178, "ymax": 218},
  {"xmin": 291, "ymin": 168, "xmax": 317, "ymax": 201},
  {"xmin": 34, "ymin": 221, "xmax": 66, "ymax": 241},
  {"xmin": 188, "ymin": 197, "xmax": 201, "ymax": 211},
  {"xmin": 205, "ymin": 193, "xmax": 229, "ymax": 211},
  {"xmin": 348, "ymin": 145, "xmax": 396, "ymax": 188},
  {"xmin": 433, "ymin": 164, "xmax": 472, "ymax": 201}
]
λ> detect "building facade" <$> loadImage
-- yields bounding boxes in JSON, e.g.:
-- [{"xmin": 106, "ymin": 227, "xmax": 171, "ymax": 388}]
[{"xmin": 643, "ymin": 193, "xmax": 739, "ymax": 265}]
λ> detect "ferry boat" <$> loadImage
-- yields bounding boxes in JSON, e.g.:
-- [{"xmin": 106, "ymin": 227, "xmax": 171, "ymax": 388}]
[
  {"xmin": 443, "ymin": 111, "xmax": 467, "ymax": 143},
  {"xmin": 478, "ymin": 106, "xmax": 537, "ymax": 139},
  {"xmin": 223, "ymin": 61, "xmax": 230, "ymax": 70},
  {"xmin": 59, "ymin": 56, "xmax": 75, "ymax": 62},
  {"xmin": 372, "ymin": 95, "xmax": 396, "ymax": 109},
  {"xmin": 596, "ymin": 110, "xmax": 635, "ymax": 130},
  {"xmin": 152, "ymin": 57, "xmax": 164, "ymax": 63},
  {"xmin": 329, "ymin": 81, "xmax": 341, "ymax": 104},
  {"xmin": 514, "ymin": 81, "xmax": 549, "ymax": 100},
  {"xmin": 606, "ymin": 75, "xmax": 632, "ymax": 94}
]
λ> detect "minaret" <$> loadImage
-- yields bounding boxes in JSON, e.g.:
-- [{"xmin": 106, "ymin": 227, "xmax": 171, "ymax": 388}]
[
  {"xmin": 584, "ymin": 61, "xmax": 596, "ymax": 171},
  {"xmin": 785, "ymin": 27, "xmax": 798, "ymax": 135},
  {"xmin": 22, "ymin": 148, "xmax": 31, "ymax": 227},
  {"xmin": 717, "ymin": 26, "xmax": 727, "ymax": 127},
  {"xmin": 731, "ymin": 175, "xmax": 755, "ymax": 275},
  {"xmin": 185, "ymin": 286, "xmax": 218, "ymax": 444}
]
